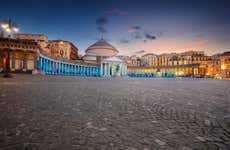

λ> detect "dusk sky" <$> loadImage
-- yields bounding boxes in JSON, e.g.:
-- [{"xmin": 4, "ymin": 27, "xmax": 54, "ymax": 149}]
[{"xmin": 1, "ymin": 0, "xmax": 230, "ymax": 56}]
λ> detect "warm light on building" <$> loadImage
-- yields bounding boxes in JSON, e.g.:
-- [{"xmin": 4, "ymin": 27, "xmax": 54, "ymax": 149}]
[{"xmin": 221, "ymin": 64, "xmax": 226, "ymax": 70}]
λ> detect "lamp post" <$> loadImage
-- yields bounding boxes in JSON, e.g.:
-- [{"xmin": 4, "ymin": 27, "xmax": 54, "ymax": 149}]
[{"xmin": 0, "ymin": 19, "xmax": 19, "ymax": 77}]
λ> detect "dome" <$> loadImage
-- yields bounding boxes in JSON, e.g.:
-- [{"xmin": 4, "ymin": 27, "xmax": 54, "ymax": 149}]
[
  {"xmin": 85, "ymin": 39, "xmax": 119, "ymax": 57},
  {"xmin": 82, "ymin": 54, "xmax": 96, "ymax": 61}
]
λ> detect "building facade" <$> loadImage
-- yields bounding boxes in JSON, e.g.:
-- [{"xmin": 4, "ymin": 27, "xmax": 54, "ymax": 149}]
[
  {"xmin": 48, "ymin": 40, "xmax": 78, "ymax": 60},
  {"xmin": 0, "ymin": 37, "xmax": 39, "ymax": 73},
  {"xmin": 1, "ymin": 33, "xmax": 229, "ymax": 79},
  {"xmin": 14, "ymin": 34, "xmax": 49, "ymax": 53},
  {"xmin": 127, "ymin": 51, "xmax": 228, "ymax": 78},
  {"xmin": 14, "ymin": 34, "xmax": 78, "ymax": 60},
  {"xmin": 221, "ymin": 52, "xmax": 230, "ymax": 78}
]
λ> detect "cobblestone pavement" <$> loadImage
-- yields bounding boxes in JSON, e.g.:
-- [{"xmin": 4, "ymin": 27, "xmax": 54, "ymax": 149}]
[{"xmin": 0, "ymin": 74, "xmax": 230, "ymax": 150}]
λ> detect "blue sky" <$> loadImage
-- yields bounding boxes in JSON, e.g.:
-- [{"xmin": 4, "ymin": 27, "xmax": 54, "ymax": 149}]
[{"xmin": 0, "ymin": 0, "xmax": 230, "ymax": 55}]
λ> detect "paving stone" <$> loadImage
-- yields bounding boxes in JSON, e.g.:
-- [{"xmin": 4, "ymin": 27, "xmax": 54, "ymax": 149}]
[
  {"xmin": 155, "ymin": 139, "xmax": 166, "ymax": 146},
  {"xmin": 0, "ymin": 74, "xmax": 230, "ymax": 150}
]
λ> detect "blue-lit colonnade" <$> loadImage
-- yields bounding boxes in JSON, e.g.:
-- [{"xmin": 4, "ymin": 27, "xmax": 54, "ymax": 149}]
[
  {"xmin": 100, "ymin": 62, "xmax": 128, "ymax": 77},
  {"xmin": 39, "ymin": 54, "xmax": 100, "ymax": 77}
]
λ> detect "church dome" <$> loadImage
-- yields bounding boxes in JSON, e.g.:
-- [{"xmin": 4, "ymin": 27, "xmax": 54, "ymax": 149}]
[{"xmin": 85, "ymin": 39, "xmax": 119, "ymax": 57}]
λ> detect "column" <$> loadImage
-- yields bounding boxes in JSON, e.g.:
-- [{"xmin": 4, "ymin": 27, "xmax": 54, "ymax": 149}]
[
  {"xmin": 74, "ymin": 65, "xmax": 76, "ymax": 76},
  {"xmin": 82, "ymin": 66, "xmax": 84, "ymax": 76},
  {"xmin": 76, "ymin": 65, "xmax": 79, "ymax": 76},
  {"xmin": 11, "ymin": 51, "xmax": 15, "ymax": 71},
  {"xmin": 46, "ymin": 59, "xmax": 48, "ymax": 74},
  {"xmin": 69, "ymin": 64, "xmax": 71, "ymax": 75},
  {"xmin": 60, "ymin": 63, "xmax": 62, "ymax": 75},
  {"xmin": 121, "ymin": 64, "xmax": 124, "ymax": 76},
  {"xmin": 96, "ymin": 67, "xmax": 98, "ymax": 76},
  {"xmin": 0, "ymin": 52, "xmax": 3, "ymax": 72},
  {"xmin": 80, "ymin": 65, "xmax": 82, "ymax": 76},
  {"xmin": 84, "ymin": 66, "xmax": 86, "ymax": 76},
  {"xmin": 50, "ymin": 60, "xmax": 52, "ymax": 74},
  {"xmin": 111, "ymin": 63, "xmax": 114, "ymax": 76},
  {"xmin": 54, "ymin": 61, "xmax": 57, "ymax": 74},
  {"xmin": 39, "ymin": 57, "xmax": 43, "ymax": 71},
  {"xmin": 66, "ymin": 64, "xmax": 68, "ymax": 75},
  {"xmin": 43, "ymin": 58, "xmax": 46, "ymax": 73},
  {"xmin": 57, "ymin": 62, "xmax": 60, "ymax": 74},
  {"xmin": 124, "ymin": 64, "xmax": 127, "ymax": 76},
  {"xmin": 62, "ymin": 63, "xmax": 64, "ymax": 75},
  {"xmin": 52, "ymin": 61, "xmax": 55, "ymax": 75},
  {"xmin": 72, "ymin": 65, "xmax": 74, "ymax": 76},
  {"xmin": 108, "ymin": 63, "xmax": 110, "ymax": 77},
  {"xmin": 48, "ymin": 60, "xmax": 51, "ymax": 74},
  {"xmin": 87, "ymin": 66, "xmax": 89, "ymax": 76},
  {"xmin": 92, "ymin": 67, "xmax": 95, "ymax": 76},
  {"xmin": 33, "ymin": 53, "xmax": 38, "ymax": 72},
  {"xmin": 66, "ymin": 64, "xmax": 67, "ymax": 75},
  {"xmin": 22, "ymin": 53, "xmax": 27, "ymax": 72},
  {"xmin": 104, "ymin": 63, "xmax": 107, "ymax": 77},
  {"xmin": 100, "ymin": 63, "xmax": 103, "ymax": 77},
  {"xmin": 70, "ymin": 64, "xmax": 72, "ymax": 76},
  {"xmin": 91, "ymin": 66, "xmax": 94, "ymax": 76},
  {"xmin": 46, "ymin": 59, "xmax": 49, "ymax": 74}
]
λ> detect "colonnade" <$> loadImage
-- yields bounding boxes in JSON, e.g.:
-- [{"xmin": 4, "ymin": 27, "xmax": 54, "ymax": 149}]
[
  {"xmin": 128, "ymin": 65, "xmax": 200, "ymax": 77},
  {"xmin": 100, "ymin": 62, "xmax": 128, "ymax": 77},
  {"xmin": 39, "ymin": 55, "xmax": 100, "ymax": 77}
]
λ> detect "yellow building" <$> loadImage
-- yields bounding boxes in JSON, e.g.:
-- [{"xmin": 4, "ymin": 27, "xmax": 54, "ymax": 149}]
[
  {"xmin": 127, "ymin": 51, "xmax": 227, "ymax": 78},
  {"xmin": 221, "ymin": 52, "xmax": 230, "ymax": 78},
  {"xmin": 0, "ymin": 38, "xmax": 39, "ymax": 73}
]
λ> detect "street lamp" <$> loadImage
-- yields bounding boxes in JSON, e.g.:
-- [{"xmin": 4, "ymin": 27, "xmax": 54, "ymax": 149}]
[{"xmin": 0, "ymin": 19, "xmax": 19, "ymax": 77}]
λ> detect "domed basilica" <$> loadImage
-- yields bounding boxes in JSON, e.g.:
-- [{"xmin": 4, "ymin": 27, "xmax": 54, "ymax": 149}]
[{"xmin": 83, "ymin": 39, "xmax": 127, "ymax": 77}]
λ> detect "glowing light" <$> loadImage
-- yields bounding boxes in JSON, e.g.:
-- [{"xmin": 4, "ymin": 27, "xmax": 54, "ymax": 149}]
[
  {"xmin": 1, "ymin": 23, "xmax": 8, "ymax": 29},
  {"xmin": 176, "ymin": 71, "xmax": 184, "ymax": 76},
  {"xmin": 221, "ymin": 64, "xmax": 226, "ymax": 70},
  {"xmin": 12, "ymin": 27, "xmax": 19, "ymax": 32},
  {"xmin": 5, "ymin": 28, "xmax": 11, "ymax": 34}
]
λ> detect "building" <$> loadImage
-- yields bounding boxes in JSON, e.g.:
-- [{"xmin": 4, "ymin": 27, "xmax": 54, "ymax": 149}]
[
  {"xmin": 14, "ymin": 34, "xmax": 78, "ymax": 60},
  {"xmin": 1, "ymin": 32, "xmax": 229, "ymax": 79},
  {"xmin": 48, "ymin": 40, "xmax": 78, "ymax": 60},
  {"xmin": 14, "ymin": 34, "xmax": 49, "ymax": 53},
  {"xmin": 0, "ymin": 37, "xmax": 39, "ymax": 73},
  {"xmin": 221, "ymin": 52, "xmax": 230, "ymax": 78},
  {"xmin": 127, "ymin": 51, "xmax": 228, "ymax": 78},
  {"xmin": 129, "ymin": 55, "xmax": 141, "ymax": 67},
  {"xmin": 83, "ymin": 38, "xmax": 127, "ymax": 77}
]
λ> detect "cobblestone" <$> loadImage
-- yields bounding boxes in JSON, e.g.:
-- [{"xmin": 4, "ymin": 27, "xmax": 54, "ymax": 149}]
[{"xmin": 0, "ymin": 74, "xmax": 230, "ymax": 149}]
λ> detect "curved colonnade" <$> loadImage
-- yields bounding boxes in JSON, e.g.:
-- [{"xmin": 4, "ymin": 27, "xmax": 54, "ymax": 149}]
[{"xmin": 39, "ymin": 54, "xmax": 100, "ymax": 77}]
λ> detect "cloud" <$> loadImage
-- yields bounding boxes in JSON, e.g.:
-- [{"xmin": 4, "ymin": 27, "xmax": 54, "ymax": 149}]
[
  {"xmin": 105, "ymin": 8, "xmax": 128, "ymax": 15},
  {"xmin": 96, "ymin": 16, "xmax": 108, "ymax": 34},
  {"xmin": 132, "ymin": 32, "xmax": 143, "ymax": 39},
  {"xmin": 96, "ymin": 17, "xmax": 108, "ymax": 26},
  {"xmin": 135, "ymin": 50, "xmax": 146, "ymax": 54},
  {"xmin": 157, "ymin": 32, "xmax": 163, "ymax": 37},
  {"xmin": 145, "ymin": 33, "xmax": 157, "ymax": 40},
  {"xmin": 128, "ymin": 26, "xmax": 141, "ymax": 33},
  {"xmin": 127, "ymin": 26, "xmax": 157, "ymax": 42}
]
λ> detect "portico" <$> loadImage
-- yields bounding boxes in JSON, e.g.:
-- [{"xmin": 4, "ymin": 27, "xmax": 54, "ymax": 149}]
[{"xmin": 100, "ymin": 57, "xmax": 127, "ymax": 77}]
